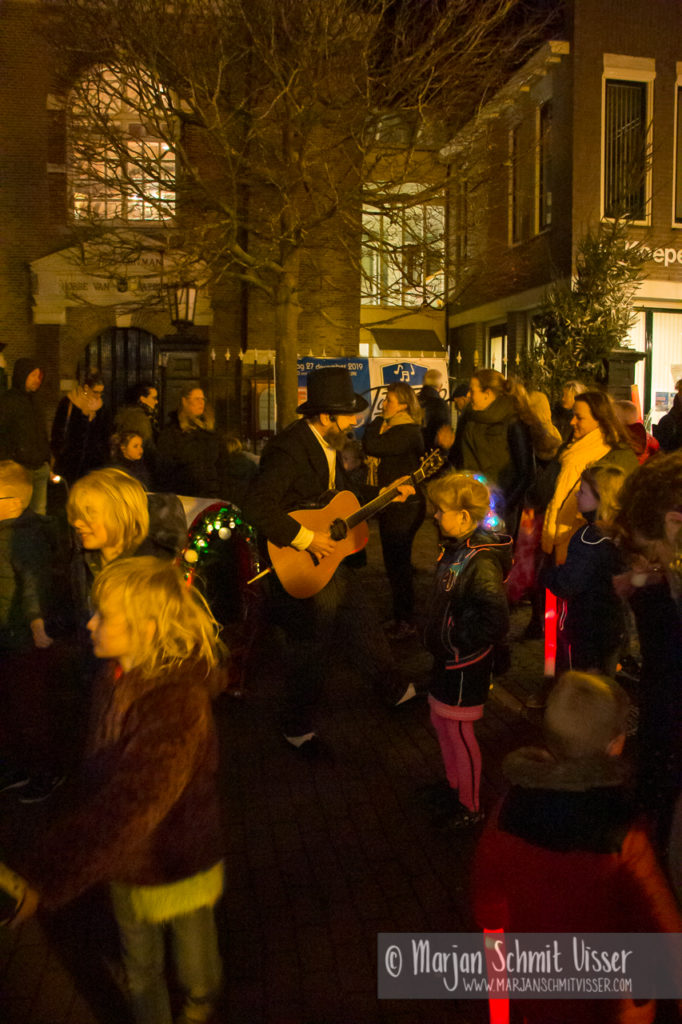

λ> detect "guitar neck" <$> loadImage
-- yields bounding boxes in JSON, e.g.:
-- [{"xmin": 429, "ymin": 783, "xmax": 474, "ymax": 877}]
[{"xmin": 346, "ymin": 474, "xmax": 419, "ymax": 530}]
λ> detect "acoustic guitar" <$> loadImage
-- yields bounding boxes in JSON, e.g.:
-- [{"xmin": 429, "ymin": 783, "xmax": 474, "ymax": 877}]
[{"xmin": 265, "ymin": 449, "xmax": 446, "ymax": 599}]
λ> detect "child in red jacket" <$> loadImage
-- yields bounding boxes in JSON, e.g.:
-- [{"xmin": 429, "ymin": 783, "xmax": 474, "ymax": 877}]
[{"xmin": 473, "ymin": 670, "xmax": 682, "ymax": 1024}]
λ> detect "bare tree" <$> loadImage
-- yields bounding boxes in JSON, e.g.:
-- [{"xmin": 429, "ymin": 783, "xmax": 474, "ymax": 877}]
[{"xmin": 50, "ymin": 0, "xmax": 552, "ymax": 426}]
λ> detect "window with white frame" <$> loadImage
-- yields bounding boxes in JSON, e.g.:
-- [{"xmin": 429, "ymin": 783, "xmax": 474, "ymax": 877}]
[
  {"xmin": 70, "ymin": 66, "xmax": 175, "ymax": 222},
  {"xmin": 602, "ymin": 56, "xmax": 654, "ymax": 223},
  {"xmin": 361, "ymin": 187, "xmax": 444, "ymax": 307}
]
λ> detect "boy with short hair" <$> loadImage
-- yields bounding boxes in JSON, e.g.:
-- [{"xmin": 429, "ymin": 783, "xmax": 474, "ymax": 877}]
[
  {"xmin": 0, "ymin": 460, "xmax": 63, "ymax": 802},
  {"xmin": 473, "ymin": 671, "xmax": 681, "ymax": 1024}
]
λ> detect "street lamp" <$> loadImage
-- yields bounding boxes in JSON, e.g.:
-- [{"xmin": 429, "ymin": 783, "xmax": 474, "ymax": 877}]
[{"xmin": 165, "ymin": 283, "xmax": 198, "ymax": 327}]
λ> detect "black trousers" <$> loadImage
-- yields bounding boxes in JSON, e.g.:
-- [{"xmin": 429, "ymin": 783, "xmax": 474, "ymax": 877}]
[
  {"xmin": 378, "ymin": 498, "xmax": 425, "ymax": 624},
  {"xmin": 268, "ymin": 562, "xmax": 405, "ymax": 736}
]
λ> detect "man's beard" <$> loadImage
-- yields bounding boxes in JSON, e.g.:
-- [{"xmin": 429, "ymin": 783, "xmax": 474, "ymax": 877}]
[{"xmin": 324, "ymin": 422, "xmax": 351, "ymax": 451}]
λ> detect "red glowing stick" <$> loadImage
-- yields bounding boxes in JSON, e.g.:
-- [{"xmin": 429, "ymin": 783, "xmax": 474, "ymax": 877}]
[{"xmin": 544, "ymin": 588, "xmax": 557, "ymax": 677}]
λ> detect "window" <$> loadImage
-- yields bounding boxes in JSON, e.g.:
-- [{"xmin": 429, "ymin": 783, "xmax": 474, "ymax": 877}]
[
  {"xmin": 361, "ymin": 188, "xmax": 444, "ymax": 307},
  {"xmin": 537, "ymin": 100, "xmax": 552, "ymax": 230},
  {"xmin": 509, "ymin": 122, "xmax": 534, "ymax": 244},
  {"xmin": 671, "ymin": 82, "xmax": 675, "ymax": 224},
  {"xmin": 70, "ymin": 67, "xmax": 176, "ymax": 222},
  {"xmin": 601, "ymin": 56, "xmax": 655, "ymax": 223}
]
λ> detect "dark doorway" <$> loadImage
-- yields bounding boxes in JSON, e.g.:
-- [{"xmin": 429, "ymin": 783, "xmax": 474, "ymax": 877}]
[{"xmin": 81, "ymin": 327, "xmax": 159, "ymax": 413}]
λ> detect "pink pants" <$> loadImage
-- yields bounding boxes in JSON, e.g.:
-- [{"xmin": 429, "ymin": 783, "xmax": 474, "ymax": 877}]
[{"xmin": 429, "ymin": 700, "xmax": 484, "ymax": 812}]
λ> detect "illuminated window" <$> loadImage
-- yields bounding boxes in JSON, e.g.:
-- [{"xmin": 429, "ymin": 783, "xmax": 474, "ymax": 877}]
[
  {"xmin": 361, "ymin": 188, "xmax": 444, "ymax": 307},
  {"xmin": 70, "ymin": 67, "xmax": 175, "ymax": 222}
]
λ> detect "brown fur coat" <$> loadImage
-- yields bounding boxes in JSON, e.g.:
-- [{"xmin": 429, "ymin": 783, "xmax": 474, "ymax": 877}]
[{"xmin": 22, "ymin": 659, "xmax": 222, "ymax": 910}]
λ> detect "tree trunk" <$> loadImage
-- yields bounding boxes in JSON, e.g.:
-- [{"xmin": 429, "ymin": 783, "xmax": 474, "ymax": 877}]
[{"xmin": 274, "ymin": 251, "xmax": 302, "ymax": 430}]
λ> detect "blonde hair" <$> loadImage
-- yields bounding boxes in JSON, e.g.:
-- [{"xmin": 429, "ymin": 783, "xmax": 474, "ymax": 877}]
[
  {"xmin": 67, "ymin": 468, "xmax": 149, "ymax": 555},
  {"xmin": 427, "ymin": 470, "xmax": 491, "ymax": 524},
  {"xmin": 544, "ymin": 671, "xmax": 629, "ymax": 759},
  {"xmin": 91, "ymin": 556, "xmax": 221, "ymax": 678},
  {"xmin": 580, "ymin": 464, "xmax": 626, "ymax": 529},
  {"xmin": 386, "ymin": 382, "xmax": 422, "ymax": 423},
  {"xmin": 0, "ymin": 460, "xmax": 33, "ymax": 510}
]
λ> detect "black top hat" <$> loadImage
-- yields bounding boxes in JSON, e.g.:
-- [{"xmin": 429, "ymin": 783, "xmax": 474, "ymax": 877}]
[{"xmin": 296, "ymin": 366, "xmax": 369, "ymax": 416}]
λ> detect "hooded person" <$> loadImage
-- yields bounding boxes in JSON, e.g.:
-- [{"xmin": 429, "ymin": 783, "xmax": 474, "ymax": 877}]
[{"xmin": 0, "ymin": 359, "xmax": 51, "ymax": 513}]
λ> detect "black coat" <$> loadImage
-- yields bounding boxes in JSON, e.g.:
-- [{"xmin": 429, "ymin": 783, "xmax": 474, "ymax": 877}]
[
  {"xmin": 157, "ymin": 414, "xmax": 220, "ymax": 497},
  {"xmin": 544, "ymin": 519, "xmax": 625, "ymax": 671},
  {"xmin": 243, "ymin": 418, "xmax": 355, "ymax": 548},
  {"xmin": 418, "ymin": 385, "xmax": 450, "ymax": 451},
  {"xmin": 0, "ymin": 508, "xmax": 52, "ymax": 651},
  {"xmin": 453, "ymin": 396, "xmax": 534, "ymax": 532},
  {"xmin": 425, "ymin": 527, "xmax": 512, "ymax": 706},
  {"xmin": 51, "ymin": 397, "xmax": 110, "ymax": 484},
  {"xmin": 362, "ymin": 416, "xmax": 424, "ymax": 488},
  {"xmin": 0, "ymin": 360, "xmax": 51, "ymax": 470}
]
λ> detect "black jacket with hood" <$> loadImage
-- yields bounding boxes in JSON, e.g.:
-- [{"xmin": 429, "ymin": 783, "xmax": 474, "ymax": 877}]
[
  {"xmin": 425, "ymin": 526, "xmax": 512, "ymax": 706},
  {"xmin": 0, "ymin": 359, "xmax": 51, "ymax": 470}
]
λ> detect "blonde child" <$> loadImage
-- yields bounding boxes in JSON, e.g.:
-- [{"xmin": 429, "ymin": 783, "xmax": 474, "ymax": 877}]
[
  {"xmin": 9, "ymin": 556, "xmax": 225, "ymax": 1024},
  {"xmin": 422, "ymin": 472, "xmax": 512, "ymax": 829},
  {"xmin": 67, "ymin": 467, "xmax": 149, "ymax": 572},
  {"xmin": 545, "ymin": 463, "xmax": 626, "ymax": 676}
]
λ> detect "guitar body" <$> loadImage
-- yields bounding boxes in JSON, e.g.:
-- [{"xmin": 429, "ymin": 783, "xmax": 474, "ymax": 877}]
[{"xmin": 267, "ymin": 491, "xmax": 370, "ymax": 599}]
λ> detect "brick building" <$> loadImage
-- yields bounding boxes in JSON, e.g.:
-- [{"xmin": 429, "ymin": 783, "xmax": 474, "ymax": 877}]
[
  {"xmin": 443, "ymin": 0, "xmax": 682, "ymax": 422},
  {"xmin": 0, "ymin": 0, "xmax": 446, "ymax": 436}
]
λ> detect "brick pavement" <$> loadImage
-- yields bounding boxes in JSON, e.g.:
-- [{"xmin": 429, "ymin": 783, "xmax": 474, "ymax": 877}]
[{"xmin": 0, "ymin": 519, "xmax": 547, "ymax": 1024}]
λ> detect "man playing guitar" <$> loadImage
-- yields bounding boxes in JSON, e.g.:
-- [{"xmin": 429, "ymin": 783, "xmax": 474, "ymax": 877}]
[{"xmin": 244, "ymin": 366, "xmax": 419, "ymax": 755}]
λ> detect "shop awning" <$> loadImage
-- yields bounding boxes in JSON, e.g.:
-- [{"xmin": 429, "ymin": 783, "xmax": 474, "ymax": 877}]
[{"xmin": 368, "ymin": 327, "xmax": 444, "ymax": 352}]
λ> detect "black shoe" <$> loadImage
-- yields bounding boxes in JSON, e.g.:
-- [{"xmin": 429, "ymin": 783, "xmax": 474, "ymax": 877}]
[
  {"xmin": 0, "ymin": 767, "xmax": 30, "ymax": 794},
  {"xmin": 522, "ymin": 620, "xmax": 544, "ymax": 640},
  {"xmin": 444, "ymin": 807, "xmax": 485, "ymax": 831},
  {"xmin": 283, "ymin": 734, "xmax": 334, "ymax": 762},
  {"xmin": 17, "ymin": 774, "xmax": 66, "ymax": 804},
  {"xmin": 416, "ymin": 779, "xmax": 459, "ymax": 812},
  {"xmin": 524, "ymin": 692, "xmax": 547, "ymax": 709}
]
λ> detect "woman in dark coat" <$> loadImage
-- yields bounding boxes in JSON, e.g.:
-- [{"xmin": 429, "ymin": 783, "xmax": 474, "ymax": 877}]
[
  {"xmin": 448, "ymin": 369, "xmax": 534, "ymax": 539},
  {"xmin": 50, "ymin": 372, "xmax": 109, "ymax": 486},
  {"xmin": 363, "ymin": 382, "xmax": 425, "ymax": 640},
  {"xmin": 157, "ymin": 385, "xmax": 220, "ymax": 497}
]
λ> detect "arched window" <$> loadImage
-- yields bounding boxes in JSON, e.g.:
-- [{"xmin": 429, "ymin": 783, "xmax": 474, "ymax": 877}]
[{"xmin": 70, "ymin": 65, "xmax": 175, "ymax": 222}]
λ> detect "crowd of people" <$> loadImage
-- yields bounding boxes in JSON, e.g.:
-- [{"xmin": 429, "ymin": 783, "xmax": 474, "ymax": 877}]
[{"xmin": 0, "ymin": 357, "xmax": 680, "ymax": 1023}]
